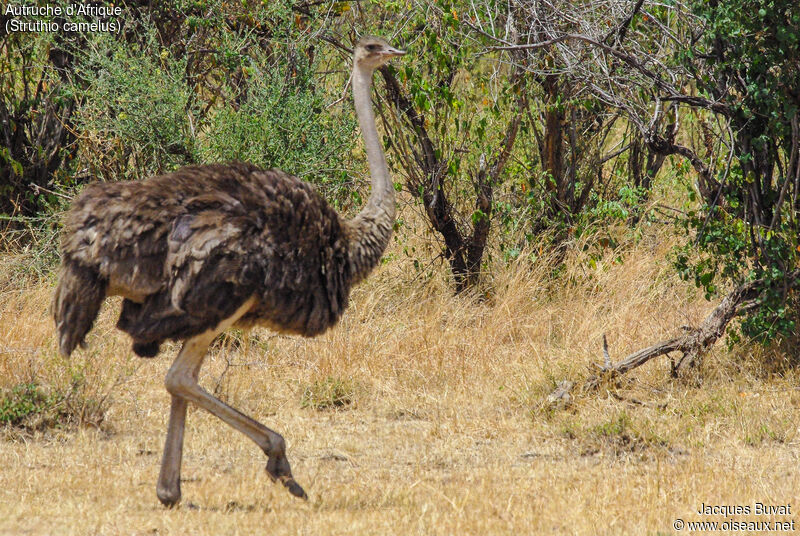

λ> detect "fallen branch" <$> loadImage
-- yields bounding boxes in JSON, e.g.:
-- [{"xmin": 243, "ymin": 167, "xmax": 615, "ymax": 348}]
[
  {"xmin": 548, "ymin": 270, "xmax": 800, "ymax": 402},
  {"xmin": 587, "ymin": 278, "xmax": 764, "ymax": 388},
  {"xmin": 585, "ymin": 336, "xmax": 684, "ymax": 390}
]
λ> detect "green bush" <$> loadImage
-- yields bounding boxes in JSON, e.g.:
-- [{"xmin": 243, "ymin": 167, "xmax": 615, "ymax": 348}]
[
  {"xmin": 0, "ymin": 379, "xmax": 104, "ymax": 434},
  {"xmin": 67, "ymin": 12, "xmax": 358, "ymax": 202},
  {"xmin": 197, "ymin": 51, "xmax": 357, "ymax": 203},
  {"xmin": 301, "ymin": 376, "xmax": 358, "ymax": 410},
  {"xmin": 70, "ymin": 31, "xmax": 198, "ymax": 181}
]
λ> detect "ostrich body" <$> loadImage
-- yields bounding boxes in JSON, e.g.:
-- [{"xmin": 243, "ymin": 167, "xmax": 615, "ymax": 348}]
[{"xmin": 52, "ymin": 37, "xmax": 405, "ymax": 506}]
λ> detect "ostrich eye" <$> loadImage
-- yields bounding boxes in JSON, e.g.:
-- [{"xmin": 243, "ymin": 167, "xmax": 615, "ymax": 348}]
[{"xmin": 366, "ymin": 44, "xmax": 380, "ymax": 52}]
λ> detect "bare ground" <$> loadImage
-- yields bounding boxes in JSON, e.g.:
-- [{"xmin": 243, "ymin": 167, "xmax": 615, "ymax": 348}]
[{"xmin": 1, "ymin": 228, "xmax": 798, "ymax": 535}]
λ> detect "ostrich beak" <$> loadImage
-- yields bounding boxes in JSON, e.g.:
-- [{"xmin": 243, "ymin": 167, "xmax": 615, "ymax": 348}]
[{"xmin": 382, "ymin": 46, "xmax": 406, "ymax": 58}]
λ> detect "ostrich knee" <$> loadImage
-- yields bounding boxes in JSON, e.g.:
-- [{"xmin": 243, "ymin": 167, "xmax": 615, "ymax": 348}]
[{"xmin": 164, "ymin": 367, "xmax": 194, "ymax": 398}]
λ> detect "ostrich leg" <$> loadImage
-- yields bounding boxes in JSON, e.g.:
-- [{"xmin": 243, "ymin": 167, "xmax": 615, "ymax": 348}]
[
  {"xmin": 156, "ymin": 298, "xmax": 307, "ymax": 506},
  {"xmin": 157, "ymin": 396, "xmax": 189, "ymax": 506},
  {"xmin": 156, "ymin": 301, "xmax": 249, "ymax": 506}
]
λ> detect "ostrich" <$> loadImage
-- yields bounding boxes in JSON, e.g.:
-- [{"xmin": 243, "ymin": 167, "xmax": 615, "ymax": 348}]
[{"xmin": 52, "ymin": 36, "xmax": 405, "ymax": 506}]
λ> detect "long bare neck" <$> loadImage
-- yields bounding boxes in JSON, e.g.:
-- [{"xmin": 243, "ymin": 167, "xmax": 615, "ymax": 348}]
[{"xmin": 346, "ymin": 63, "xmax": 396, "ymax": 284}]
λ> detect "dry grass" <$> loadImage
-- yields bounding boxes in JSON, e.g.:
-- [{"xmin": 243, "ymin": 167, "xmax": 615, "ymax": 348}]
[{"xmin": 1, "ymin": 223, "xmax": 799, "ymax": 535}]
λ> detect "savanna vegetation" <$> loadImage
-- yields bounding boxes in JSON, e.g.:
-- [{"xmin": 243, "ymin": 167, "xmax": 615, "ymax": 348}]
[{"xmin": 1, "ymin": 1, "xmax": 799, "ymax": 534}]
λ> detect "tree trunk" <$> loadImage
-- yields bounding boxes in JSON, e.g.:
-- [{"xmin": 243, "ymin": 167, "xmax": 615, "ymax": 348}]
[
  {"xmin": 542, "ymin": 75, "xmax": 565, "ymax": 210},
  {"xmin": 378, "ymin": 66, "xmax": 524, "ymax": 293}
]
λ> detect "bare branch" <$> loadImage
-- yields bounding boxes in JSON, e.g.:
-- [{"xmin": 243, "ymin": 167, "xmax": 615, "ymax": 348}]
[
  {"xmin": 490, "ymin": 33, "xmax": 730, "ymax": 116},
  {"xmin": 602, "ymin": 0, "xmax": 646, "ymax": 45}
]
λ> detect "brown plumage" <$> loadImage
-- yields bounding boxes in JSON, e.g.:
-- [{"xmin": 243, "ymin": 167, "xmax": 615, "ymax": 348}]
[
  {"xmin": 55, "ymin": 162, "xmax": 354, "ymax": 356},
  {"xmin": 52, "ymin": 36, "xmax": 405, "ymax": 506}
]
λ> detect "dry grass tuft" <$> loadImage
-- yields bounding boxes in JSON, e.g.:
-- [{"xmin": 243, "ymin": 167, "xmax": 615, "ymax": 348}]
[
  {"xmin": 301, "ymin": 376, "xmax": 361, "ymax": 410},
  {"xmin": 0, "ymin": 220, "xmax": 798, "ymax": 535},
  {"xmin": 0, "ymin": 261, "xmax": 138, "ymax": 440}
]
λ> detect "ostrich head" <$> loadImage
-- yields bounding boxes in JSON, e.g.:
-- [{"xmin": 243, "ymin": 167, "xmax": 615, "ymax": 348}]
[{"xmin": 354, "ymin": 36, "xmax": 406, "ymax": 70}]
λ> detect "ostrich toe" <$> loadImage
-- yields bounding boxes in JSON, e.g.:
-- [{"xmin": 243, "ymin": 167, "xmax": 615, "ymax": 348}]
[{"xmin": 266, "ymin": 455, "xmax": 308, "ymax": 500}]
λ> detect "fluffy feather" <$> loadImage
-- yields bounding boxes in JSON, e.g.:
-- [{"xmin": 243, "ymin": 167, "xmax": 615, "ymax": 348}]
[{"xmin": 55, "ymin": 162, "xmax": 359, "ymax": 356}]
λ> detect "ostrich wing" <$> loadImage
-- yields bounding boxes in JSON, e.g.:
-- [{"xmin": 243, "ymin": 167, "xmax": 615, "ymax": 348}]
[
  {"xmin": 165, "ymin": 199, "xmax": 259, "ymax": 317},
  {"xmin": 116, "ymin": 197, "xmax": 260, "ymax": 347}
]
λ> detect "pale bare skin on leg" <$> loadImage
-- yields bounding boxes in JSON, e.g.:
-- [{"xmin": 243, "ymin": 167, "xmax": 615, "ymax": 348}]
[{"xmin": 156, "ymin": 297, "xmax": 306, "ymax": 507}]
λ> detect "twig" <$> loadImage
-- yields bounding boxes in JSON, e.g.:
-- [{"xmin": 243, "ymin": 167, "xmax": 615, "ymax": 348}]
[
  {"xmin": 602, "ymin": 0, "xmax": 646, "ymax": 45},
  {"xmin": 327, "ymin": 71, "xmax": 352, "ymax": 109},
  {"xmin": 29, "ymin": 183, "xmax": 72, "ymax": 201},
  {"xmin": 319, "ymin": 34, "xmax": 353, "ymax": 55},
  {"xmin": 602, "ymin": 334, "xmax": 611, "ymax": 369}
]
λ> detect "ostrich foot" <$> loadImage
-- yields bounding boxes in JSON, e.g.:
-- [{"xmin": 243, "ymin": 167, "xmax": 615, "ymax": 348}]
[
  {"xmin": 266, "ymin": 454, "xmax": 307, "ymax": 500},
  {"xmin": 156, "ymin": 483, "xmax": 181, "ymax": 508}
]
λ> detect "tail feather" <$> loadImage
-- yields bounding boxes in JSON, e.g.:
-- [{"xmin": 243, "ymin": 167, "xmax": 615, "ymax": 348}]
[{"xmin": 52, "ymin": 261, "xmax": 106, "ymax": 357}]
